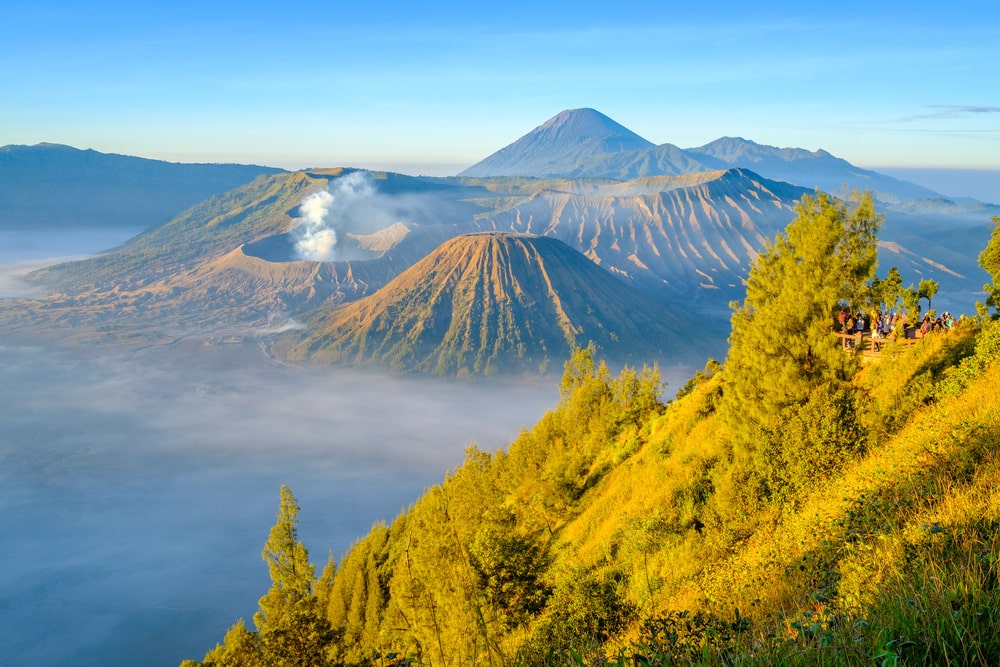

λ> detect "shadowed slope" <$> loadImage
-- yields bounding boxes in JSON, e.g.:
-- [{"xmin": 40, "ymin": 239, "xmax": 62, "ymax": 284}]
[
  {"xmin": 0, "ymin": 142, "xmax": 284, "ymax": 231},
  {"xmin": 286, "ymin": 233, "xmax": 698, "ymax": 376},
  {"xmin": 687, "ymin": 136, "xmax": 943, "ymax": 201}
]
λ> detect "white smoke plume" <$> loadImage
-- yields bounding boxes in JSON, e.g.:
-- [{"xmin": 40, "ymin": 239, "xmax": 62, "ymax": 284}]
[
  {"xmin": 255, "ymin": 317, "xmax": 306, "ymax": 335},
  {"xmin": 292, "ymin": 172, "xmax": 375, "ymax": 261},
  {"xmin": 294, "ymin": 190, "xmax": 336, "ymax": 261}
]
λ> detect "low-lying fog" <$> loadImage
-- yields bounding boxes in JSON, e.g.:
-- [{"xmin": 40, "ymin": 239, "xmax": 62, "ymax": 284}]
[
  {"xmin": 0, "ymin": 228, "xmax": 144, "ymax": 297},
  {"xmin": 0, "ymin": 233, "xmax": 695, "ymax": 667},
  {"xmin": 0, "ymin": 339, "xmax": 559, "ymax": 667}
]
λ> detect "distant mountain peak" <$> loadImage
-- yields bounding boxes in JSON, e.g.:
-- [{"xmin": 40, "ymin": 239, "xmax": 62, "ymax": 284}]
[
  {"xmin": 707, "ymin": 136, "xmax": 754, "ymax": 146},
  {"xmin": 459, "ymin": 108, "xmax": 654, "ymax": 178},
  {"xmin": 460, "ymin": 109, "xmax": 946, "ymax": 200},
  {"xmin": 533, "ymin": 108, "xmax": 653, "ymax": 145},
  {"xmin": 692, "ymin": 136, "xmax": 819, "ymax": 160}
]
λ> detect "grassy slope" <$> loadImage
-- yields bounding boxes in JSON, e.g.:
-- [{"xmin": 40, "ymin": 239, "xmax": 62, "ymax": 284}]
[
  {"xmin": 556, "ymin": 326, "xmax": 999, "ymax": 664},
  {"xmin": 307, "ymin": 325, "xmax": 999, "ymax": 666}
]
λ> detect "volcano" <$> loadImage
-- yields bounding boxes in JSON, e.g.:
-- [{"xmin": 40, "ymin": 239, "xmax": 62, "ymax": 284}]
[
  {"xmin": 459, "ymin": 108, "xmax": 657, "ymax": 178},
  {"xmin": 282, "ymin": 232, "xmax": 699, "ymax": 376}
]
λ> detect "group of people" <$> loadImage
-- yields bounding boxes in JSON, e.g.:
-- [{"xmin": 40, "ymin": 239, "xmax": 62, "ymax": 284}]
[{"xmin": 836, "ymin": 308, "xmax": 956, "ymax": 346}]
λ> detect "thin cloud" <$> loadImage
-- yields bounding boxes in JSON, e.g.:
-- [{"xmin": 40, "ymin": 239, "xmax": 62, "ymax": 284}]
[
  {"xmin": 898, "ymin": 105, "xmax": 1000, "ymax": 122},
  {"xmin": 848, "ymin": 106, "xmax": 1000, "ymax": 138},
  {"xmin": 926, "ymin": 105, "xmax": 1000, "ymax": 114}
]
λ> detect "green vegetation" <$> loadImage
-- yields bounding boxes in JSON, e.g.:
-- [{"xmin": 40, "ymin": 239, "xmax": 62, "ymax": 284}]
[
  {"xmin": 181, "ymin": 204, "xmax": 1000, "ymax": 666},
  {"xmin": 32, "ymin": 172, "xmax": 323, "ymax": 292},
  {"xmin": 723, "ymin": 191, "xmax": 881, "ymax": 442},
  {"xmin": 183, "ymin": 486, "xmax": 335, "ymax": 667},
  {"xmin": 979, "ymin": 215, "xmax": 1000, "ymax": 317}
]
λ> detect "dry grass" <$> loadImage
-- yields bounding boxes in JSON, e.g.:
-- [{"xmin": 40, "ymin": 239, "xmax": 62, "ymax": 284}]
[{"xmin": 550, "ymin": 326, "xmax": 1000, "ymax": 664}]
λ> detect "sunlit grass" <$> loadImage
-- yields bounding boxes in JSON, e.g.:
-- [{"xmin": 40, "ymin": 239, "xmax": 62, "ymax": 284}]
[{"xmin": 599, "ymin": 347, "xmax": 1000, "ymax": 665}]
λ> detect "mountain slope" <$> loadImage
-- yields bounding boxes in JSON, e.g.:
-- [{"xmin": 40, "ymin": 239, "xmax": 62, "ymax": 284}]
[
  {"xmin": 13, "ymin": 170, "xmax": 492, "ymax": 337},
  {"xmin": 29, "ymin": 170, "xmax": 326, "ymax": 291},
  {"xmin": 12, "ymin": 162, "xmax": 985, "ymax": 353},
  {"xmin": 284, "ymin": 233, "xmax": 700, "ymax": 375},
  {"xmin": 23, "ymin": 168, "xmax": 808, "ymax": 333},
  {"xmin": 0, "ymin": 143, "xmax": 284, "ymax": 231},
  {"xmin": 576, "ymin": 142, "xmax": 718, "ymax": 180},
  {"xmin": 459, "ymin": 108, "xmax": 655, "ymax": 178},
  {"xmin": 29, "ymin": 168, "xmax": 485, "ymax": 294},
  {"xmin": 184, "ymin": 316, "xmax": 1000, "ymax": 666},
  {"xmin": 469, "ymin": 169, "xmax": 809, "ymax": 305}
]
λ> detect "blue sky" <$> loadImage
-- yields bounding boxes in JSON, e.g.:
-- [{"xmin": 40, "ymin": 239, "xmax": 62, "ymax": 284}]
[{"xmin": 3, "ymin": 1, "xmax": 999, "ymax": 179}]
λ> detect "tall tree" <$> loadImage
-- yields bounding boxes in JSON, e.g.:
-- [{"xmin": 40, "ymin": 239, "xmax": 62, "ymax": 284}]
[
  {"xmin": 254, "ymin": 485, "xmax": 335, "ymax": 667},
  {"xmin": 900, "ymin": 284, "xmax": 921, "ymax": 320},
  {"xmin": 192, "ymin": 619, "xmax": 262, "ymax": 667},
  {"xmin": 183, "ymin": 487, "xmax": 335, "ymax": 667},
  {"xmin": 722, "ymin": 191, "xmax": 882, "ymax": 440}
]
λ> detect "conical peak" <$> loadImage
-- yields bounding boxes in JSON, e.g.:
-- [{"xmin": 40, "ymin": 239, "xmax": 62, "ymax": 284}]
[{"xmin": 530, "ymin": 108, "xmax": 653, "ymax": 146}]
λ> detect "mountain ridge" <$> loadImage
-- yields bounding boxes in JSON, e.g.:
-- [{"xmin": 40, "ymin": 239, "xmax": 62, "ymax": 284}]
[
  {"xmin": 0, "ymin": 142, "xmax": 285, "ymax": 231},
  {"xmin": 16, "ymin": 165, "xmax": 985, "ymax": 354},
  {"xmin": 460, "ymin": 108, "xmax": 947, "ymax": 203}
]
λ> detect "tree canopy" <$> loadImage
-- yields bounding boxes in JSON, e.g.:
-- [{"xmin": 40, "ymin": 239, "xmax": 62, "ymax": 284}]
[{"xmin": 722, "ymin": 191, "xmax": 882, "ymax": 439}]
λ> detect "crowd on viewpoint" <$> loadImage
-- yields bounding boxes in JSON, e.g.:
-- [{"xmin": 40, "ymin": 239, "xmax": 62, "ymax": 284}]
[{"xmin": 836, "ymin": 308, "xmax": 956, "ymax": 342}]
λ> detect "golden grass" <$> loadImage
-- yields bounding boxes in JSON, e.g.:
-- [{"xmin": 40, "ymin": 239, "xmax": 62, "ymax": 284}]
[
  {"xmin": 549, "ymin": 331, "xmax": 999, "ymax": 663},
  {"xmin": 689, "ymin": 354, "xmax": 999, "ymax": 638}
]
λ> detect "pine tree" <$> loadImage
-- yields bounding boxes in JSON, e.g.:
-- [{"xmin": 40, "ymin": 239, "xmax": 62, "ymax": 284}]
[
  {"xmin": 183, "ymin": 487, "xmax": 336, "ymax": 667},
  {"xmin": 253, "ymin": 485, "xmax": 335, "ymax": 667},
  {"xmin": 722, "ymin": 191, "xmax": 882, "ymax": 478},
  {"xmin": 195, "ymin": 619, "xmax": 262, "ymax": 667},
  {"xmin": 314, "ymin": 551, "xmax": 336, "ymax": 614}
]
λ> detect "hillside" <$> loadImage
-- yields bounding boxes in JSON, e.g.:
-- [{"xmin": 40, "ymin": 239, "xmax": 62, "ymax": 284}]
[
  {"xmin": 280, "ymin": 233, "xmax": 702, "ymax": 376},
  {"xmin": 181, "ymin": 304, "xmax": 1000, "ymax": 667},
  {"xmin": 180, "ymin": 200, "xmax": 1000, "ymax": 666},
  {"xmin": 10, "ymin": 170, "xmax": 487, "ymax": 336},
  {"xmin": 13, "ymin": 168, "xmax": 808, "ymax": 345},
  {"xmin": 28, "ymin": 169, "xmax": 484, "ymax": 292},
  {"xmin": 0, "ymin": 142, "xmax": 284, "ymax": 231}
]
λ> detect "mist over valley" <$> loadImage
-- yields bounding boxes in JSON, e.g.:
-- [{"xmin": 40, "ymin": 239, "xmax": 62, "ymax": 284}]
[{"xmin": 0, "ymin": 281, "xmax": 566, "ymax": 666}]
